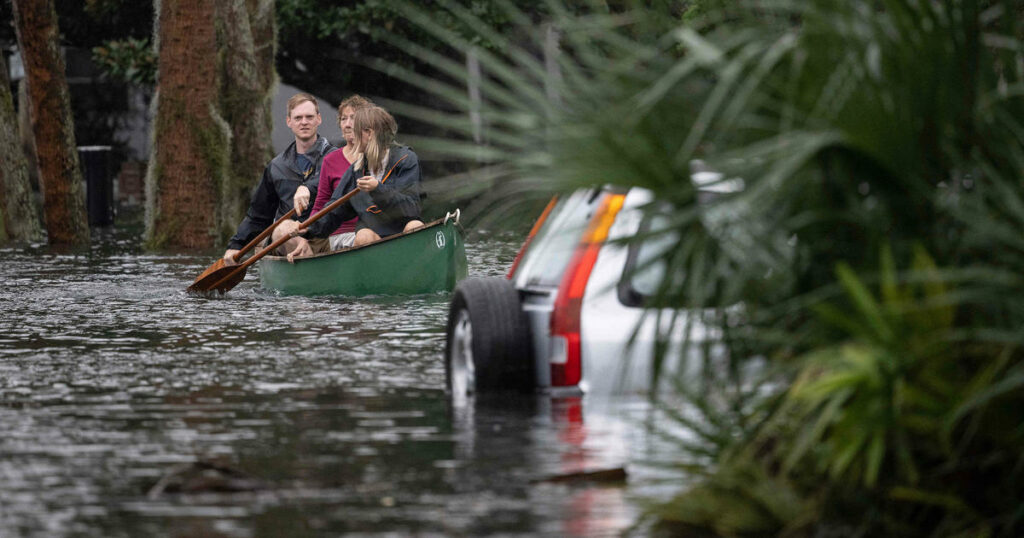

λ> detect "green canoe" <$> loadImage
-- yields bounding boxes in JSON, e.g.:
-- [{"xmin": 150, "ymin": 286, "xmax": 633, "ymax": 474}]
[{"xmin": 258, "ymin": 215, "xmax": 467, "ymax": 296}]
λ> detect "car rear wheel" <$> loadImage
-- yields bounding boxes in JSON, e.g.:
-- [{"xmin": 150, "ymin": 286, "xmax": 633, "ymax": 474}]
[{"xmin": 445, "ymin": 277, "xmax": 533, "ymax": 397}]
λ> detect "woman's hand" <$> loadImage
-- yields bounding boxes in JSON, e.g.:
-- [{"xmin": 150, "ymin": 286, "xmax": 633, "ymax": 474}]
[
  {"xmin": 293, "ymin": 185, "xmax": 311, "ymax": 215},
  {"xmin": 356, "ymin": 175, "xmax": 379, "ymax": 192}
]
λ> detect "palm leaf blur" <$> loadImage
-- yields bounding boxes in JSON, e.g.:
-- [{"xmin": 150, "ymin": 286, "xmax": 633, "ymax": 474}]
[
  {"xmin": 389, "ymin": 0, "xmax": 1024, "ymax": 534},
  {"xmin": 782, "ymin": 247, "xmax": 955, "ymax": 488}
]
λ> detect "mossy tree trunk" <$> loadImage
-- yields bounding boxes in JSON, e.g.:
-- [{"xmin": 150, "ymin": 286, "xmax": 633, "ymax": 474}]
[
  {"xmin": 246, "ymin": 0, "xmax": 277, "ymax": 90},
  {"xmin": 217, "ymin": 0, "xmax": 276, "ymax": 237},
  {"xmin": 145, "ymin": 0, "xmax": 229, "ymax": 249},
  {"xmin": 11, "ymin": 0, "xmax": 89, "ymax": 246},
  {"xmin": 0, "ymin": 53, "xmax": 43, "ymax": 243},
  {"xmin": 18, "ymin": 80, "xmax": 41, "ymax": 196},
  {"xmin": 146, "ymin": 0, "xmax": 277, "ymax": 249}
]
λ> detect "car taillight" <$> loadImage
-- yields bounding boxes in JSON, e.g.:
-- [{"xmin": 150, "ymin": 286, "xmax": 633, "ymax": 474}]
[
  {"xmin": 549, "ymin": 193, "xmax": 625, "ymax": 386},
  {"xmin": 506, "ymin": 196, "xmax": 559, "ymax": 280}
]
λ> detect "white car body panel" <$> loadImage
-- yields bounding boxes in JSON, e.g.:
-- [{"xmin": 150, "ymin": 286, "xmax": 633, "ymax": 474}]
[
  {"xmin": 503, "ymin": 184, "xmax": 724, "ymax": 396},
  {"xmin": 577, "ymin": 189, "xmax": 704, "ymax": 395}
]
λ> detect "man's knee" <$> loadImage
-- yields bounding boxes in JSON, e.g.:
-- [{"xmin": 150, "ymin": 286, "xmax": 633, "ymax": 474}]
[{"xmin": 404, "ymin": 220, "xmax": 424, "ymax": 232}]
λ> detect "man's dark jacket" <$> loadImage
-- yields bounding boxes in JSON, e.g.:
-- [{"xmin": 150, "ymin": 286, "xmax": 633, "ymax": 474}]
[
  {"xmin": 227, "ymin": 135, "xmax": 335, "ymax": 250},
  {"xmin": 307, "ymin": 145, "xmax": 423, "ymax": 239}
]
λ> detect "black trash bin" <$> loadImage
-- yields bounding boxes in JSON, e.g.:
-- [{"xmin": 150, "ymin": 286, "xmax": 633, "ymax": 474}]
[{"xmin": 78, "ymin": 146, "xmax": 114, "ymax": 226}]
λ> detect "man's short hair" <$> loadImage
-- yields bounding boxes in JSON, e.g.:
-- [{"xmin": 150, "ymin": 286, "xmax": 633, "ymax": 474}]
[{"xmin": 287, "ymin": 93, "xmax": 319, "ymax": 117}]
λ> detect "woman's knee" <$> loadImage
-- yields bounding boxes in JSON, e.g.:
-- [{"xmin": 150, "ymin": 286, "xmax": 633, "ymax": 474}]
[
  {"xmin": 353, "ymin": 228, "xmax": 379, "ymax": 247},
  {"xmin": 403, "ymin": 220, "xmax": 424, "ymax": 232}
]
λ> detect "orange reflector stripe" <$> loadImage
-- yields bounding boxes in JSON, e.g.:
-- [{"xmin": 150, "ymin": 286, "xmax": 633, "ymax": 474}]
[
  {"xmin": 565, "ymin": 193, "xmax": 625, "ymax": 299},
  {"xmin": 549, "ymin": 192, "xmax": 627, "ymax": 387},
  {"xmin": 585, "ymin": 194, "xmax": 624, "ymax": 244}
]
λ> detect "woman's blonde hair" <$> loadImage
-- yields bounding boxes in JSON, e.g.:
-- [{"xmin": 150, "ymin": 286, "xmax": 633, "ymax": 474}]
[{"xmin": 354, "ymin": 106, "xmax": 398, "ymax": 174}]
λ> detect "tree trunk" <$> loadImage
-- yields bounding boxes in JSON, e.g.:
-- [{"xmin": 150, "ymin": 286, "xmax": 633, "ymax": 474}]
[
  {"xmin": 246, "ymin": 0, "xmax": 277, "ymax": 93},
  {"xmin": 145, "ymin": 0, "xmax": 228, "ymax": 249},
  {"xmin": 18, "ymin": 80, "xmax": 40, "ymax": 198},
  {"xmin": 0, "ymin": 53, "xmax": 43, "ymax": 243},
  {"xmin": 217, "ymin": 0, "xmax": 275, "ymax": 237},
  {"xmin": 11, "ymin": 0, "xmax": 89, "ymax": 246}
]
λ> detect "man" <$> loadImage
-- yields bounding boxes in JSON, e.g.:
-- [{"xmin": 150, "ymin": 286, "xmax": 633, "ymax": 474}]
[{"xmin": 222, "ymin": 93, "xmax": 335, "ymax": 265}]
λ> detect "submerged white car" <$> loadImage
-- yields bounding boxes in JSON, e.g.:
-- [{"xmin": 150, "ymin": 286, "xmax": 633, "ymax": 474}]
[{"xmin": 445, "ymin": 174, "xmax": 737, "ymax": 398}]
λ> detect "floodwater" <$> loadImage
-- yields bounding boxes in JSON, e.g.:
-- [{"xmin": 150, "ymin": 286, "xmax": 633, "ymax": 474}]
[{"xmin": 0, "ymin": 223, "xmax": 679, "ymax": 537}]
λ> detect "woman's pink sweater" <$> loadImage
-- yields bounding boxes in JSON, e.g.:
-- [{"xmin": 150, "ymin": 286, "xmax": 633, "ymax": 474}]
[{"xmin": 312, "ymin": 149, "xmax": 358, "ymax": 235}]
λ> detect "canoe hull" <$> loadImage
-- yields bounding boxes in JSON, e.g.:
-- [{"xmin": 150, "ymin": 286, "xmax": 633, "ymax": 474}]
[{"xmin": 258, "ymin": 219, "xmax": 467, "ymax": 296}]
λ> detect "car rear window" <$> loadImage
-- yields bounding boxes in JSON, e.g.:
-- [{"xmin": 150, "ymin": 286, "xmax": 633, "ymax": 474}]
[
  {"xmin": 618, "ymin": 209, "xmax": 681, "ymax": 306},
  {"xmin": 518, "ymin": 189, "xmax": 604, "ymax": 288},
  {"xmin": 625, "ymin": 213, "xmax": 678, "ymax": 297},
  {"xmin": 619, "ymin": 184, "xmax": 748, "ymax": 307}
]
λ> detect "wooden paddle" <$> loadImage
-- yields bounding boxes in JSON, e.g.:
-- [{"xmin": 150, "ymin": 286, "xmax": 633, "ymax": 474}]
[
  {"xmin": 188, "ymin": 187, "xmax": 360, "ymax": 294},
  {"xmin": 188, "ymin": 208, "xmax": 297, "ymax": 292}
]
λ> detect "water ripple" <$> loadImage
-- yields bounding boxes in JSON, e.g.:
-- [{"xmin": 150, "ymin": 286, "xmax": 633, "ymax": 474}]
[{"xmin": 0, "ymin": 228, "xmax": 668, "ymax": 537}]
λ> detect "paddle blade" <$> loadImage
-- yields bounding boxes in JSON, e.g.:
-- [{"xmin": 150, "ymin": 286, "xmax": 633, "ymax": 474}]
[{"xmin": 187, "ymin": 259, "xmax": 248, "ymax": 294}]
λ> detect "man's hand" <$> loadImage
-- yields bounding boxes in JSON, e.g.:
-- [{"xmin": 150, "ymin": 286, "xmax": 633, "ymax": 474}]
[
  {"xmin": 293, "ymin": 185, "xmax": 311, "ymax": 215},
  {"xmin": 286, "ymin": 238, "xmax": 313, "ymax": 263},
  {"xmin": 222, "ymin": 249, "xmax": 240, "ymax": 266},
  {"xmin": 356, "ymin": 175, "xmax": 379, "ymax": 192}
]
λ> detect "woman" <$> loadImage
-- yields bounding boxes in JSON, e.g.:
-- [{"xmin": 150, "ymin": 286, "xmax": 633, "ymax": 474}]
[
  {"xmin": 346, "ymin": 105, "xmax": 425, "ymax": 246},
  {"xmin": 299, "ymin": 94, "xmax": 373, "ymax": 254},
  {"xmin": 284, "ymin": 106, "xmax": 423, "ymax": 259}
]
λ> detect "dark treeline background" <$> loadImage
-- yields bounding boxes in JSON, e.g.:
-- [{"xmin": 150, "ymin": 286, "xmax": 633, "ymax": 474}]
[
  {"xmin": 0, "ymin": 0, "xmax": 573, "ymax": 169},
  {"xmin": 0, "ymin": 0, "xmax": 601, "ymax": 247}
]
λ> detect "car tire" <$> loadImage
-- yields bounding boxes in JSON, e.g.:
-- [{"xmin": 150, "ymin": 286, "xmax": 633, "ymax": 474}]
[{"xmin": 445, "ymin": 277, "xmax": 534, "ymax": 396}]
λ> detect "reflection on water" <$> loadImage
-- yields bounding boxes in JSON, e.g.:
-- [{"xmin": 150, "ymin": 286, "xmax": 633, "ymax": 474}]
[{"xmin": 0, "ymin": 227, "xmax": 677, "ymax": 537}]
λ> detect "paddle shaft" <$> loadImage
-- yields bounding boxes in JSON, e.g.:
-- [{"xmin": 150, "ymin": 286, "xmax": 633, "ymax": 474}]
[
  {"xmin": 208, "ymin": 188, "xmax": 360, "ymax": 291},
  {"xmin": 231, "ymin": 208, "xmax": 297, "ymax": 262}
]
